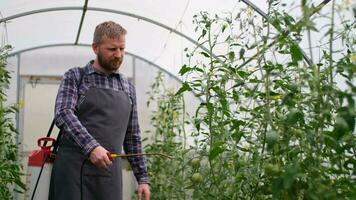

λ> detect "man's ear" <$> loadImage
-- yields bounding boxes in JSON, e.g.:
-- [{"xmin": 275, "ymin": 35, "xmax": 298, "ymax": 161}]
[{"xmin": 92, "ymin": 43, "xmax": 99, "ymax": 55}]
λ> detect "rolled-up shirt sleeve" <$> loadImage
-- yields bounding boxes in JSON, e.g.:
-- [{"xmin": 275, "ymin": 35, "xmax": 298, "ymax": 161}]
[
  {"xmin": 55, "ymin": 68, "xmax": 99, "ymax": 155},
  {"xmin": 123, "ymin": 82, "xmax": 150, "ymax": 184}
]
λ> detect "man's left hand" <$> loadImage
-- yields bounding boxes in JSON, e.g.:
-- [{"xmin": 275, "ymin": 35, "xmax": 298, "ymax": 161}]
[{"xmin": 137, "ymin": 183, "xmax": 150, "ymax": 200}]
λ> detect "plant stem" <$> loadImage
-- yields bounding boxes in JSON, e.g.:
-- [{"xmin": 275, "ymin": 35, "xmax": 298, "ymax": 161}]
[
  {"xmin": 307, "ymin": 29, "xmax": 314, "ymax": 63},
  {"xmin": 329, "ymin": 0, "xmax": 335, "ymax": 84},
  {"xmin": 181, "ymin": 95, "xmax": 186, "ymax": 200},
  {"xmin": 250, "ymin": 3, "xmax": 272, "ymax": 197},
  {"xmin": 182, "ymin": 96, "xmax": 186, "ymax": 149},
  {"xmin": 206, "ymin": 19, "xmax": 218, "ymax": 193}
]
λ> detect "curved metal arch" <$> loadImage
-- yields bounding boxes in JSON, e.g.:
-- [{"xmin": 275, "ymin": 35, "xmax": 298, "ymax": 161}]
[
  {"xmin": 0, "ymin": 6, "xmax": 209, "ymax": 54},
  {"xmin": 7, "ymin": 43, "xmax": 183, "ymax": 83}
]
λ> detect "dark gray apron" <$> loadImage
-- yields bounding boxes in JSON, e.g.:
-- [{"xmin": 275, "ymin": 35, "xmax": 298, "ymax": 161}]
[{"xmin": 49, "ymin": 86, "xmax": 132, "ymax": 200}]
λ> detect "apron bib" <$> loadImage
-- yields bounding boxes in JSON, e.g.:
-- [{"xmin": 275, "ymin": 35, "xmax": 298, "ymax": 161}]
[{"xmin": 49, "ymin": 86, "xmax": 132, "ymax": 200}]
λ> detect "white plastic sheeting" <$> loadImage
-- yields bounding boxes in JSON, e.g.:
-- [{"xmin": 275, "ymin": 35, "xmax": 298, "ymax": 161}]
[
  {"xmin": 0, "ymin": 0, "xmax": 269, "ymax": 75},
  {"xmin": 2, "ymin": 0, "xmax": 355, "ymax": 76}
]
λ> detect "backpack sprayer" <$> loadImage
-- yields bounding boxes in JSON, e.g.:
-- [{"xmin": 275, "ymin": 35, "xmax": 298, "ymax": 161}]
[{"xmin": 27, "ymin": 137, "xmax": 56, "ymax": 200}]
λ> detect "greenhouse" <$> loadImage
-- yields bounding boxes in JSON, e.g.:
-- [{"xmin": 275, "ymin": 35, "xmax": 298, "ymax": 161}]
[{"xmin": 0, "ymin": 0, "xmax": 355, "ymax": 199}]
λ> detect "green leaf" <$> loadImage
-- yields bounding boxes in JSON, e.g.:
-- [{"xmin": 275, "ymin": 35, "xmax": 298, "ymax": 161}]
[
  {"xmin": 239, "ymin": 48, "xmax": 245, "ymax": 59},
  {"xmin": 200, "ymin": 51, "xmax": 211, "ymax": 58},
  {"xmin": 222, "ymin": 23, "xmax": 227, "ymax": 33},
  {"xmin": 285, "ymin": 108, "xmax": 304, "ymax": 125},
  {"xmin": 336, "ymin": 106, "xmax": 355, "ymax": 133},
  {"xmin": 232, "ymin": 90, "xmax": 239, "ymax": 101},
  {"xmin": 283, "ymin": 163, "xmax": 301, "ymax": 189},
  {"xmin": 194, "ymin": 67, "xmax": 204, "ymax": 73},
  {"xmin": 178, "ymin": 64, "xmax": 193, "ymax": 76},
  {"xmin": 323, "ymin": 131, "xmax": 343, "ymax": 153},
  {"xmin": 175, "ymin": 82, "xmax": 192, "ymax": 96},
  {"xmin": 219, "ymin": 98, "xmax": 228, "ymax": 114},
  {"xmin": 202, "ymin": 29, "xmax": 207, "ymax": 38},
  {"xmin": 206, "ymin": 102, "xmax": 214, "ymax": 116},
  {"xmin": 302, "ymin": 0, "xmax": 307, "ymax": 6},
  {"xmin": 194, "ymin": 118, "xmax": 201, "ymax": 131},
  {"xmin": 333, "ymin": 116, "xmax": 349, "ymax": 139},
  {"xmin": 290, "ymin": 43, "xmax": 303, "ymax": 63},
  {"xmin": 185, "ymin": 184, "xmax": 195, "ymax": 189},
  {"xmin": 237, "ymin": 70, "xmax": 249, "ymax": 78},
  {"xmin": 228, "ymin": 51, "xmax": 235, "ymax": 61},
  {"xmin": 282, "ymin": 93, "xmax": 296, "ymax": 107},
  {"xmin": 14, "ymin": 178, "xmax": 26, "ymax": 190},
  {"xmin": 249, "ymin": 79, "xmax": 263, "ymax": 83},
  {"xmin": 272, "ymin": 178, "xmax": 283, "ymax": 198},
  {"xmin": 209, "ymin": 146, "xmax": 224, "ymax": 161}
]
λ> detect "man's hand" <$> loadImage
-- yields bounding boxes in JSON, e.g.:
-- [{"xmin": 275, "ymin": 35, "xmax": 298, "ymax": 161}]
[
  {"xmin": 137, "ymin": 183, "xmax": 150, "ymax": 200},
  {"xmin": 89, "ymin": 146, "xmax": 112, "ymax": 168}
]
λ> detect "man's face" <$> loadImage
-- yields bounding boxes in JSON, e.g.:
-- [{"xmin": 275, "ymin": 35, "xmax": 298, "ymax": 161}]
[{"xmin": 93, "ymin": 35, "xmax": 126, "ymax": 72}]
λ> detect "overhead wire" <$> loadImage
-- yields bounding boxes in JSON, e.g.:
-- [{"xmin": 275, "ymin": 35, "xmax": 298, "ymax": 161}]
[{"xmin": 152, "ymin": 0, "xmax": 191, "ymax": 63}]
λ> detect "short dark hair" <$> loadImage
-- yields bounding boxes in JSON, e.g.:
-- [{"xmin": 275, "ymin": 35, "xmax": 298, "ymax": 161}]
[{"xmin": 93, "ymin": 21, "xmax": 127, "ymax": 44}]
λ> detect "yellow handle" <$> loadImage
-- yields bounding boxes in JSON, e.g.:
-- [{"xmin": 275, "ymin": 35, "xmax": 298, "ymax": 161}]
[{"xmin": 110, "ymin": 153, "xmax": 120, "ymax": 158}]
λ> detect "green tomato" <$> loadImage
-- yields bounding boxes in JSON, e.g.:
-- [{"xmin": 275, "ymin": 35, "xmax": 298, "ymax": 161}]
[
  {"xmin": 235, "ymin": 173, "xmax": 243, "ymax": 181},
  {"xmin": 293, "ymin": 129, "xmax": 303, "ymax": 137},
  {"xmin": 266, "ymin": 130, "xmax": 279, "ymax": 145},
  {"xmin": 264, "ymin": 164, "xmax": 280, "ymax": 176},
  {"xmin": 286, "ymin": 108, "xmax": 303, "ymax": 124},
  {"xmin": 334, "ymin": 116, "xmax": 349, "ymax": 139},
  {"xmin": 334, "ymin": 116, "xmax": 349, "ymax": 131},
  {"xmin": 191, "ymin": 173, "xmax": 203, "ymax": 183},
  {"xmin": 289, "ymin": 83, "xmax": 298, "ymax": 92},
  {"xmin": 190, "ymin": 158, "xmax": 201, "ymax": 168}
]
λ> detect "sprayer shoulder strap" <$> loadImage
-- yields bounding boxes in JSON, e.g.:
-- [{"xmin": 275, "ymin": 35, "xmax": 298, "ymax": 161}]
[{"xmin": 48, "ymin": 67, "xmax": 85, "ymax": 153}]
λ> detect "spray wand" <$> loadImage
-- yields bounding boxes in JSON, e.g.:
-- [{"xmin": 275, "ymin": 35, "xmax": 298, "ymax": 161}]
[{"xmin": 107, "ymin": 152, "xmax": 173, "ymax": 160}]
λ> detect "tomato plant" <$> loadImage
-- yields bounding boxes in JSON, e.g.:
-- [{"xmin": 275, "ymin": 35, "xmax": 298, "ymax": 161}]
[
  {"xmin": 0, "ymin": 45, "xmax": 26, "ymax": 199},
  {"xmin": 146, "ymin": 0, "xmax": 355, "ymax": 199},
  {"xmin": 144, "ymin": 72, "xmax": 190, "ymax": 199}
]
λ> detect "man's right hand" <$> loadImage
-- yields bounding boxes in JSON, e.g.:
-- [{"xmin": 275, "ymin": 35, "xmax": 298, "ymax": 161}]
[{"xmin": 89, "ymin": 146, "xmax": 112, "ymax": 168}]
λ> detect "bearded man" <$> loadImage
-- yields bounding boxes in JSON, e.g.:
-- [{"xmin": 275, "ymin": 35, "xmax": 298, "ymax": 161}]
[{"xmin": 49, "ymin": 21, "xmax": 150, "ymax": 200}]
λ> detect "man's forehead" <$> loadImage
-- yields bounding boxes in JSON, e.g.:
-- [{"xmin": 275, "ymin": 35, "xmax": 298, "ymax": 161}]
[
  {"xmin": 102, "ymin": 34, "xmax": 125, "ymax": 40},
  {"xmin": 100, "ymin": 35, "xmax": 126, "ymax": 45}
]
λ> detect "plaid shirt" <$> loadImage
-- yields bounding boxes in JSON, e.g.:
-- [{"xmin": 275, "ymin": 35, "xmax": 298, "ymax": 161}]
[{"xmin": 55, "ymin": 61, "xmax": 149, "ymax": 184}]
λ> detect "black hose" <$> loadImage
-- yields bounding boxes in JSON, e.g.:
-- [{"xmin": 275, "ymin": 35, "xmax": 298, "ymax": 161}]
[
  {"xmin": 80, "ymin": 159, "xmax": 88, "ymax": 200},
  {"xmin": 30, "ymin": 154, "xmax": 48, "ymax": 200}
]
